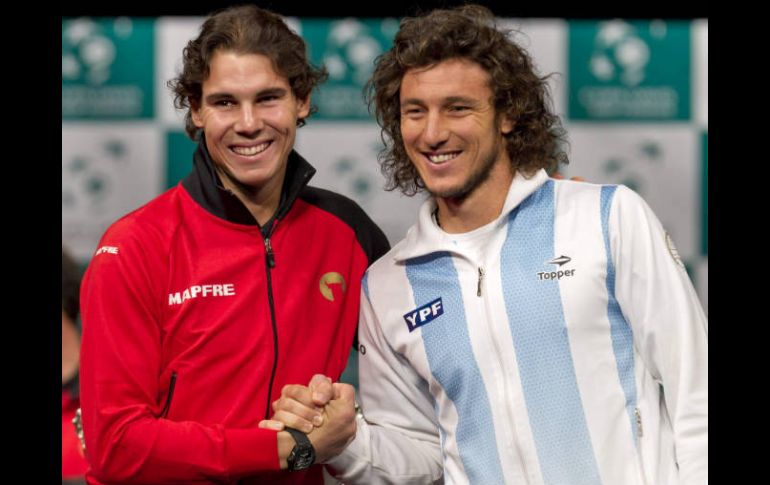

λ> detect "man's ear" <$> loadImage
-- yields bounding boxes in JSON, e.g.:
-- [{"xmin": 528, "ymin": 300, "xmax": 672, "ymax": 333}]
[
  {"xmin": 500, "ymin": 114, "xmax": 514, "ymax": 135},
  {"xmin": 191, "ymin": 100, "xmax": 204, "ymax": 128},
  {"xmin": 297, "ymin": 94, "xmax": 311, "ymax": 119}
]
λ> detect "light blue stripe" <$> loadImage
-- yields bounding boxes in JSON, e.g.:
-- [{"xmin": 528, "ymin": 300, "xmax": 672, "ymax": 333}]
[
  {"xmin": 362, "ymin": 271, "xmax": 370, "ymax": 300},
  {"xmin": 406, "ymin": 253, "xmax": 505, "ymax": 484},
  {"xmin": 500, "ymin": 180, "xmax": 602, "ymax": 485},
  {"xmin": 600, "ymin": 185, "xmax": 638, "ymax": 442}
]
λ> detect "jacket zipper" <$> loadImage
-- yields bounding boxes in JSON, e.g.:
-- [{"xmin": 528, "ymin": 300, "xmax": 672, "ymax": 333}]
[
  {"xmin": 477, "ymin": 267, "xmax": 485, "ymax": 296},
  {"xmin": 472, "ymin": 258, "xmax": 531, "ymax": 480},
  {"xmin": 263, "ymin": 227, "xmax": 279, "ymax": 420},
  {"xmin": 634, "ymin": 407, "xmax": 644, "ymax": 438},
  {"xmin": 160, "ymin": 371, "xmax": 177, "ymax": 418}
]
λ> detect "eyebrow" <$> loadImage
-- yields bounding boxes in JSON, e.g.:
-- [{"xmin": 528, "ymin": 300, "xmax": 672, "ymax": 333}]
[
  {"xmin": 255, "ymin": 87, "xmax": 288, "ymax": 99},
  {"xmin": 444, "ymin": 96, "xmax": 479, "ymax": 105},
  {"xmin": 400, "ymin": 96, "xmax": 480, "ymax": 107},
  {"xmin": 204, "ymin": 87, "xmax": 288, "ymax": 104}
]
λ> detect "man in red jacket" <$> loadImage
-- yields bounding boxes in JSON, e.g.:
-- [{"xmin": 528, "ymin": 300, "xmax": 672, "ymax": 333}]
[{"xmin": 78, "ymin": 5, "xmax": 387, "ymax": 484}]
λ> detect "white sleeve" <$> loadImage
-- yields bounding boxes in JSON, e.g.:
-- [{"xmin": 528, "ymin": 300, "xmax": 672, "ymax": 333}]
[
  {"xmin": 325, "ymin": 287, "xmax": 444, "ymax": 484},
  {"xmin": 611, "ymin": 185, "xmax": 708, "ymax": 484}
]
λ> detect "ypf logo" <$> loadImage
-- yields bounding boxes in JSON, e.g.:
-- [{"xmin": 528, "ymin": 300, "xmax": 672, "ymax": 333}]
[
  {"xmin": 403, "ymin": 298, "xmax": 444, "ymax": 332},
  {"xmin": 319, "ymin": 272, "xmax": 347, "ymax": 302}
]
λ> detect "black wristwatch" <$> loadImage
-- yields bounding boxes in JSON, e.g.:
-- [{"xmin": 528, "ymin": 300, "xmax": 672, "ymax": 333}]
[{"xmin": 285, "ymin": 427, "xmax": 316, "ymax": 471}]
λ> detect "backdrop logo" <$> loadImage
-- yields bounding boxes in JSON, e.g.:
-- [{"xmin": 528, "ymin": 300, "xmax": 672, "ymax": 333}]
[
  {"xmin": 61, "ymin": 18, "xmax": 117, "ymax": 86},
  {"xmin": 333, "ymin": 156, "xmax": 375, "ymax": 200},
  {"xmin": 568, "ymin": 20, "xmax": 690, "ymax": 121},
  {"xmin": 62, "ymin": 17, "xmax": 155, "ymax": 119},
  {"xmin": 601, "ymin": 139, "xmax": 663, "ymax": 194},
  {"xmin": 590, "ymin": 21, "xmax": 650, "ymax": 87},
  {"xmin": 62, "ymin": 139, "xmax": 128, "ymax": 214},
  {"xmin": 302, "ymin": 18, "xmax": 398, "ymax": 120},
  {"xmin": 62, "ymin": 125, "xmax": 162, "ymax": 261}
]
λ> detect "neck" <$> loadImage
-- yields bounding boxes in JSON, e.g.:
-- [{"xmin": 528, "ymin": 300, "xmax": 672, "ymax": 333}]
[
  {"xmin": 217, "ymin": 166, "xmax": 284, "ymax": 227},
  {"xmin": 435, "ymin": 162, "xmax": 515, "ymax": 234}
]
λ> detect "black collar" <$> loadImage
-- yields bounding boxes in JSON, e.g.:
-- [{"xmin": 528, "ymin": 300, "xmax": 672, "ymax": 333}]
[{"xmin": 182, "ymin": 139, "xmax": 316, "ymax": 234}]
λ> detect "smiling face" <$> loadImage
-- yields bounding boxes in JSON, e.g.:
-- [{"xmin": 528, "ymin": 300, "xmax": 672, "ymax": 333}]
[
  {"xmin": 192, "ymin": 51, "xmax": 310, "ymax": 197},
  {"xmin": 399, "ymin": 58, "xmax": 514, "ymax": 200}
]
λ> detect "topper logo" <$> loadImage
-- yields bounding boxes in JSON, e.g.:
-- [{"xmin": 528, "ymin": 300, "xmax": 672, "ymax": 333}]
[{"xmin": 403, "ymin": 297, "xmax": 444, "ymax": 332}]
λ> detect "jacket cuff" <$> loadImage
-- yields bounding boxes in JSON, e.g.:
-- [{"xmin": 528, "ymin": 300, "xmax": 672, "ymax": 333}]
[{"xmin": 224, "ymin": 428, "xmax": 280, "ymax": 475}]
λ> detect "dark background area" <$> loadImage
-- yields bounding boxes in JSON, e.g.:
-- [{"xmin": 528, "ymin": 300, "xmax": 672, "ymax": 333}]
[{"xmin": 62, "ymin": 0, "xmax": 707, "ymax": 19}]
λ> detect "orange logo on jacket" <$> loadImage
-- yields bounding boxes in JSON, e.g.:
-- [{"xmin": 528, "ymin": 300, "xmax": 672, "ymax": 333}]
[{"xmin": 319, "ymin": 272, "xmax": 346, "ymax": 302}]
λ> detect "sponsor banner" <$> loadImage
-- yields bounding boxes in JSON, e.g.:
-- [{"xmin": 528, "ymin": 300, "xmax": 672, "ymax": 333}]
[
  {"xmin": 300, "ymin": 18, "xmax": 399, "ymax": 120},
  {"xmin": 568, "ymin": 20, "xmax": 691, "ymax": 121},
  {"xmin": 62, "ymin": 17, "xmax": 155, "ymax": 119},
  {"xmin": 63, "ymin": 17, "xmax": 707, "ymax": 308}
]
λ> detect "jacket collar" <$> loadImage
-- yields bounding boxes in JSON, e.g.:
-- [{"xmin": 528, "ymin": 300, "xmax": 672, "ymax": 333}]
[
  {"xmin": 392, "ymin": 168, "xmax": 550, "ymax": 262},
  {"xmin": 181, "ymin": 138, "xmax": 316, "ymax": 231}
]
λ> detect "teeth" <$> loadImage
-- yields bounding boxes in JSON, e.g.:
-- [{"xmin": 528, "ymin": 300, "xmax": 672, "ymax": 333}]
[
  {"xmin": 232, "ymin": 142, "xmax": 270, "ymax": 156},
  {"xmin": 428, "ymin": 152, "xmax": 459, "ymax": 163}
]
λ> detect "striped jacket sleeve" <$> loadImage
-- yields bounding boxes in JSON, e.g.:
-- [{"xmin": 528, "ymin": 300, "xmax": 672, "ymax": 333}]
[
  {"xmin": 325, "ymin": 283, "xmax": 444, "ymax": 484},
  {"xmin": 611, "ymin": 185, "xmax": 708, "ymax": 484}
]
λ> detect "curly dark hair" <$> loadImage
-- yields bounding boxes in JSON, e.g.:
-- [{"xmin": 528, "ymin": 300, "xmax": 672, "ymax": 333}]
[
  {"xmin": 366, "ymin": 4, "xmax": 568, "ymax": 195},
  {"xmin": 169, "ymin": 4, "xmax": 328, "ymax": 139},
  {"xmin": 62, "ymin": 248, "xmax": 81, "ymax": 323}
]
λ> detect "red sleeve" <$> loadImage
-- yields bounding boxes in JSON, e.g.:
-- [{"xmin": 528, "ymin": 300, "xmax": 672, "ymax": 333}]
[{"xmin": 79, "ymin": 226, "xmax": 280, "ymax": 483}]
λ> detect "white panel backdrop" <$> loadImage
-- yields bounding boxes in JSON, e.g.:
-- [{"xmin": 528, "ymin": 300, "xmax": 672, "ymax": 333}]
[{"xmin": 63, "ymin": 17, "xmax": 707, "ymax": 314}]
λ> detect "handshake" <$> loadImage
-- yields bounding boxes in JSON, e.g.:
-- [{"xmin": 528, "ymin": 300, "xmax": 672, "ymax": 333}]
[{"xmin": 259, "ymin": 374, "xmax": 358, "ymax": 467}]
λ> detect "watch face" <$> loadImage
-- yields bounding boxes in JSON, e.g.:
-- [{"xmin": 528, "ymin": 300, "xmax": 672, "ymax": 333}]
[
  {"xmin": 293, "ymin": 447, "xmax": 314, "ymax": 469},
  {"xmin": 288, "ymin": 443, "xmax": 316, "ymax": 471},
  {"xmin": 286, "ymin": 428, "xmax": 316, "ymax": 471}
]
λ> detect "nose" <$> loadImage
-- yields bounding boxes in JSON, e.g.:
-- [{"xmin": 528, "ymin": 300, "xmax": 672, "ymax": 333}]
[
  {"xmin": 234, "ymin": 103, "xmax": 263, "ymax": 135},
  {"xmin": 422, "ymin": 111, "xmax": 449, "ymax": 148}
]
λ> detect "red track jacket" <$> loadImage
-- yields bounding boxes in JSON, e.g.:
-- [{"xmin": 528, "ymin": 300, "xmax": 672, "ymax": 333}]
[{"xmin": 80, "ymin": 143, "xmax": 389, "ymax": 484}]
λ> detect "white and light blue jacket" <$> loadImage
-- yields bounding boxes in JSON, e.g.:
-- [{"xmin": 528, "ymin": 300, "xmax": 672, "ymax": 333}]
[{"xmin": 328, "ymin": 169, "xmax": 708, "ymax": 485}]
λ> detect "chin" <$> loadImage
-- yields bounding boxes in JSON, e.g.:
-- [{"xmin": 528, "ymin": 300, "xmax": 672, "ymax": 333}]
[{"xmin": 426, "ymin": 182, "xmax": 464, "ymax": 199}]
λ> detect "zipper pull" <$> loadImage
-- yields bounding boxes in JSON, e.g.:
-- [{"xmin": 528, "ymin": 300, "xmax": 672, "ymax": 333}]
[
  {"xmin": 635, "ymin": 408, "xmax": 644, "ymax": 438},
  {"xmin": 477, "ymin": 267, "xmax": 485, "ymax": 297},
  {"xmin": 73, "ymin": 407, "xmax": 86, "ymax": 452},
  {"xmin": 265, "ymin": 238, "xmax": 275, "ymax": 268}
]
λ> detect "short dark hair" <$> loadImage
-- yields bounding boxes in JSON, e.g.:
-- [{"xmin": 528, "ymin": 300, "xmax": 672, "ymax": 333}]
[
  {"xmin": 169, "ymin": 4, "xmax": 328, "ymax": 139},
  {"xmin": 367, "ymin": 4, "xmax": 568, "ymax": 195},
  {"xmin": 62, "ymin": 248, "xmax": 81, "ymax": 323}
]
